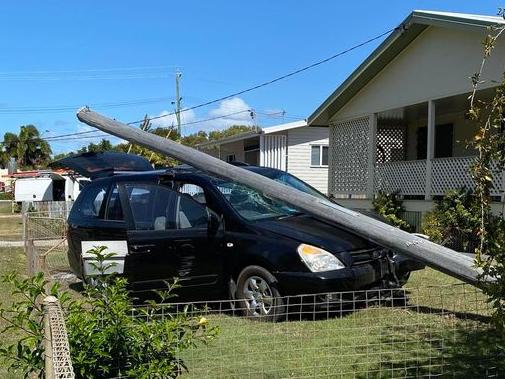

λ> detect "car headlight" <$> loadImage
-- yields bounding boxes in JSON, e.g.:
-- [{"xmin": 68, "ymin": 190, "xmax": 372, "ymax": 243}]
[{"xmin": 297, "ymin": 243, "xmax": 345, "ymax": 272}]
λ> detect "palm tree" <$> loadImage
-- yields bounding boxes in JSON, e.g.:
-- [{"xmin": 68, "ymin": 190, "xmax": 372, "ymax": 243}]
[{"xmin": 0, "ymin": 125, "xmax": 52, "ymax": 169}]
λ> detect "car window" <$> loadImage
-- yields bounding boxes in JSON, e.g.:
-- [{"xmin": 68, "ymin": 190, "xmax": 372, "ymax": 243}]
[
  {"xmin": 106, "ymin": 185, "xmax": 123, "ymax": 221},
  {"xmin": 177, "ymin": 183, "xmax": 207, "ymax": 205},
  {"xmin": 78, "ymin": 182, "xmax": 107, "ymax": 218},
  {"xmin": 175, "ymin": 191, "xmax": 209, "ymax": 229},
  {"xmin": 125, "ymin": 183, "xmax": 210, "ymax": 231},
  {"xmin": 125, "ymin": 183, "xmax": 175, "ymax": 230},
  {"xmin": 212, "ymin": 179, "xmax": 299, "ymax": 221}
]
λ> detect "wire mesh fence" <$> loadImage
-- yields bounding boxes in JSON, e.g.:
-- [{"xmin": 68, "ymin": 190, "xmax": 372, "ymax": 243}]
[
  {"xmin": 24, "ymin": 211, "xmax": 73, "ymax": 281},
  {"xmin": 130, "ymin": 284, "xmax": 503, "ymax": 379}
]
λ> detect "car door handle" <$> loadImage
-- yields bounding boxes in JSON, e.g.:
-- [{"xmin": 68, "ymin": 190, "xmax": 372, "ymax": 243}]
[{"xmin": 131, "ymin": 244, "xmax": 156, "ymax": 253}]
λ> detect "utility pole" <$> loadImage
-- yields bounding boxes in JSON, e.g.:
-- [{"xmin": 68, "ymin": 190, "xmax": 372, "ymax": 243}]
[
  {"xmin": 173, "ymin": 70, "xmax": 182, "ymax": 141},
  {"xmin": 127, "ymin": 114, "xmax": 150, "ymax": 154}
]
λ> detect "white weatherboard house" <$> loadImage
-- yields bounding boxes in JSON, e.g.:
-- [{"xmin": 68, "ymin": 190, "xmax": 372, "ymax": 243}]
[
  {"xmin": 308, "ymin": 10, "xmax": 505, "ymax": 221},
  {"xmin": 198, "ymin": 120, "xmax": 329, "ymax": 194}
]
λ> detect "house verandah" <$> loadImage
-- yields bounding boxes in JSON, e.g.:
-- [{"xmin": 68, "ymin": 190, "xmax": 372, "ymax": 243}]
[
  {"xmin": 307, "ymin": 11, "xmax": 505, "ymax": 230},
  {"xmin": 328, "ymin": 88, "xmax": 504, "ymax": 225}
]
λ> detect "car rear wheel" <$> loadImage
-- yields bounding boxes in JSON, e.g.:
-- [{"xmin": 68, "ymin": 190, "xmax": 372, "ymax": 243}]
[{"xmin": 236, "ymin": 266, "xmax": 285, "ymax": 322}]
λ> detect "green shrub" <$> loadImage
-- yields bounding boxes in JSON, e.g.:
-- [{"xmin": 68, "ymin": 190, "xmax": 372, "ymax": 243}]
[
  {"xmin": 0, "ymin": 272, "xmax": 59, "ymax": 379},
  {"xmin": 421, "ymin": 189, "xmax": 481, "ymax": 253},
  {"xmin": 0, "ymin": 192, "xmax": 13, "ymax": 201},
  {"xmin": 372, "ymin": 191, "xmax": 412, "ymax": 231},
  {"xmin": 0, "ymin": 246, "xmax": 218, "ymax": 379}
]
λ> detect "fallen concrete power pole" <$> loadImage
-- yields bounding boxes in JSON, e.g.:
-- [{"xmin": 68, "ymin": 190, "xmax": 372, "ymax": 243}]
[{"xmin": 77, "ymin": 108, "xmax": 483, "ymax": 286}]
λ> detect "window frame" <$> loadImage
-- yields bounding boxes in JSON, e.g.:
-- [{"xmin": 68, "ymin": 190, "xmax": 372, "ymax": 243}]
[
  {"xmin": 119, "ymin": 180, "xmax": 212, "ymax": 232},
  {"xmin": 310, "ymin": 144, "xmax": 329, "ymax": 167},
  {"xmin": 104, "ymin": 184, "xmax": 126, "ymax": 223}
]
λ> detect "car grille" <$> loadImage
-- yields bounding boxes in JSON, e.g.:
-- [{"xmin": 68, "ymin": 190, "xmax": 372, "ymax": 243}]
[{"xmin": 350, "ymin": 248, "xmax": 383, "ymax": 265}]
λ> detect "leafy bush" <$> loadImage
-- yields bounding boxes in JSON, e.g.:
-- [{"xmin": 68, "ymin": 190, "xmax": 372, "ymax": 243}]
[
  {"xmin": 421, "ymin": 189, "xmax": 481, "ymax": 253},
  {"xmin": 0, "ymin": 246, "xmax": 218, "ymax": 379},
  {"xmin": 372, "ymin": 191, "xmax": 412, "ymax": 231},
  {"xmin": 0, "ymin": 192, "xmax": 13, "ymax": 201},
  {"xmin": 0, "ymin": 272, "xmax": 62, "ymax": 379}
]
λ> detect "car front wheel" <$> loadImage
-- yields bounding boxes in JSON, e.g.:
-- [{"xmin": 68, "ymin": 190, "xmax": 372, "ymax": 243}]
[{"xmin": 236, "ymin": 265, "xmax": 285, "ymax": 322}]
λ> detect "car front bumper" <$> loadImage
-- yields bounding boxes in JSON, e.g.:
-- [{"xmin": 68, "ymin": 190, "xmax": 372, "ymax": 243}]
[{"xmin": 275, "ymin": 259, "xmax": 392, "ymax": 296}]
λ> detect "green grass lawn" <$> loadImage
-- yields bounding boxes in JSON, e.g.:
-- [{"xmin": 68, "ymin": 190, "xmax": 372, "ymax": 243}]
[
  {"xmin": 0, "ymin": 215, "xmax": 23, "ymax": 241},
  {"xmin": 0, "ymin": 202, "xmax": 13, "ymax": 215}
]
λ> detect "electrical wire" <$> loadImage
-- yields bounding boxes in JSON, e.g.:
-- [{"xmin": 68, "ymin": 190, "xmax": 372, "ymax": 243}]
[
  {"xmin": 0, "ymin": 96, "xmax": 175, "ymax": 114},
  {"xmin": 127, "ymin": 27, "xmax": 396, "ymax": 125},
  {"xmin": 135, "ymin": 109, "xmax": 252, "ymax": 127}
]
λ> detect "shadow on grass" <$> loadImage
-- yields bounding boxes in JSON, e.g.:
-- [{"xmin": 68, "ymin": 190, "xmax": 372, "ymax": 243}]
[{"xmin": 356, "ymin": 323, "xmax": 505, "ymax": 378}]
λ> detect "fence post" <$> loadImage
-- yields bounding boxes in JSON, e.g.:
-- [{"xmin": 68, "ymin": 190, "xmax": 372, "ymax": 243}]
[
  {"xmin": 43, "ymin": 296, "xmax": 57, "ymax": 379},
  {"xmin": 26, "ymin": 239, "xmax": 35, "ymax": 276},
  {"xmin": 42, "ymin": 295, "xmax": 75, "ymax": 379}
]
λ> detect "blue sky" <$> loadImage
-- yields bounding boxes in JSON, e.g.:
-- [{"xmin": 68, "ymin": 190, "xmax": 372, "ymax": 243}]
[{"xmin": 0, "ymin": 1, "xmax": 501, "ymax": 154}]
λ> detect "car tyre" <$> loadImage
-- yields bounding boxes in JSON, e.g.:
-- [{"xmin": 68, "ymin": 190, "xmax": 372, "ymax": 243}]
[{"xmin": 236, "ymin": 265, "xmax": 285, "ymax": 322}]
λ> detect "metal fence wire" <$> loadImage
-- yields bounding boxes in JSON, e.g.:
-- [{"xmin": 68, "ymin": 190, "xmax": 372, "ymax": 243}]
[
  {"xmin": 133, "ymin": 284, "xmax": 503, "ymax": 379},
  {"xmin": 24, "ymin": 211, "xmax": 72, "ymax": 278}
]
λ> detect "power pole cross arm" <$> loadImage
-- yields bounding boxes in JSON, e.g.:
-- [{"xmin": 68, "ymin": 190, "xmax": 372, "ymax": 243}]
[{"xmin": 77, "ymin": 108, "xmax": 484, "ymax": 287}]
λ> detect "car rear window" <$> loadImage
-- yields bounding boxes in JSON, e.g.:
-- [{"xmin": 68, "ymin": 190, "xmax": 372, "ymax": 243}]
[
  {"xmin": 106, "ymin": 185, "xmax": 123, "ymax": 221},
  {"xmin": 77, "ymin": 182, "xmax": 108, "ymax": 218}
]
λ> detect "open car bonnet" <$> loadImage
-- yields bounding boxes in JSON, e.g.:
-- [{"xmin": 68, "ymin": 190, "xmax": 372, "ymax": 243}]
[{"xmin": 50, "ymin": 152, "xmax": 153, "ymax": 179}]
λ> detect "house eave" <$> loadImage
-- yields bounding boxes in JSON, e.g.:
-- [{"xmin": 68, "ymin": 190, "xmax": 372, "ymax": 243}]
[
  {"xmin": 308, "ymin": 10, "xmax": 505, "ymax": 126},
  {"xmin": 196, "ymin": 130, "xmax": 261, "ymax": 149}
]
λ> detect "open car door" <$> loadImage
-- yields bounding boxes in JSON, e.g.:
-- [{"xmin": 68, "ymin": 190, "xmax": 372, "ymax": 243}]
[{"xmin": 50, "ymin": 152, "xmax": 153, "ymax": 179}]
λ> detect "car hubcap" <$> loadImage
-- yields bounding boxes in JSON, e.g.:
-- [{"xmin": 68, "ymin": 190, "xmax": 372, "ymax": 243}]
[{"xmin": 243, "ymin": 276, "xmax": 274, "ymax": 316}]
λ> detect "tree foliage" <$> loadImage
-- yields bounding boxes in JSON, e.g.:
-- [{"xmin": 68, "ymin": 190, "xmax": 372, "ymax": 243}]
[
  {"xmin": 421, "ymin": 189, "xmax": 481, "ymax": 253},
  {"xmin": 372, "ymin": 191, "xmax": 412, "ymax": 231},
  {"xmin": 53, "ymin": 123, "xmax": 257, "ymax": 168},
  {"xmin": 0, "ymin": 125, "xmax": 52, "ymax": 169},
  {"xmin": 467, "ymin": 10, "xmax": 505, "ymax": 330}
]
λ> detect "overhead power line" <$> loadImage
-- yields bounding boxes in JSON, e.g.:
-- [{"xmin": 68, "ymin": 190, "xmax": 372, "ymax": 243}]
[
  {"xmin": 0, "ymin": 96, "xmax": 174, "ymax": 115},
  {"xmin": 0, "ymin": 65, "xmax": 178, "ymax": 81},
  {"xmin": 133, "ymin": 109, "xmax": 252, "ymax": 127},
  {"xmin": 127, "ymin": 27, "xmax": 395, "ymax": 125}
]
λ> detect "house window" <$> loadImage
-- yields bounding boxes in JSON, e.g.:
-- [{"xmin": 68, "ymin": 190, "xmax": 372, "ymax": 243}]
[
  {"xmin": 311, "ymin": 145, "xmax": 329, "ymax": 166},
  {"xmin": 225, "ymin": 154, "xmax": 236, "ymax": 163}
]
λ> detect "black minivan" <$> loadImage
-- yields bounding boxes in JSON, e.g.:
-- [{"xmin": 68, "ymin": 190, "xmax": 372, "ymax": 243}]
[{"xmin": 54, "ymin": 152, "xmax": 424, "ymax": 319}]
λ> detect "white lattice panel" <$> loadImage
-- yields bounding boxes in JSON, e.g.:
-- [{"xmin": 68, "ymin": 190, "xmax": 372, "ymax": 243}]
[
  {"xmin": 376, "ymin": 126, "xmax": 406, "ymax": 163},
  {"xmin": 375, "ymin": 160, "xmax": 427, "ymax": 195},
  {"xmin": 431, "ymin": 156, "xmax": 503, "ymax": 196},
  {"xmin": 329, "ymin": 117, "xmax": 370, "ymax": 195}
]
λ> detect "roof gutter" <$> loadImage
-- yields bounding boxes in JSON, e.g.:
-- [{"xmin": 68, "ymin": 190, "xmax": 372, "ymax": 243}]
[{"xmin": 196, "ymin": 129, "xmax": 262, "ymax": 149}]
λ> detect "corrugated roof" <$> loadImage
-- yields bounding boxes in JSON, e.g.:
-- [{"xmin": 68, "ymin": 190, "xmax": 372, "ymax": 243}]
[{"xmin": 308, "ymin": 10, "xmax": 505, "ymax": 126}]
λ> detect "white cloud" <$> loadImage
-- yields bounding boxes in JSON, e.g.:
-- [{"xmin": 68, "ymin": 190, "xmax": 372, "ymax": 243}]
[
  {"xmin": 150, "ymin": 97, "xmax": 255, "ymax": 136},
  {"xmin": 150, "ymin": 108, "xmax": 197, "ymax": 129},
  {"xmin": 192, "ymin": 97, "xmax": 254, "ymax": 133},
  {"xmin": 209, "ymin": 97, "xmax": 251, "ymax": 119}
]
